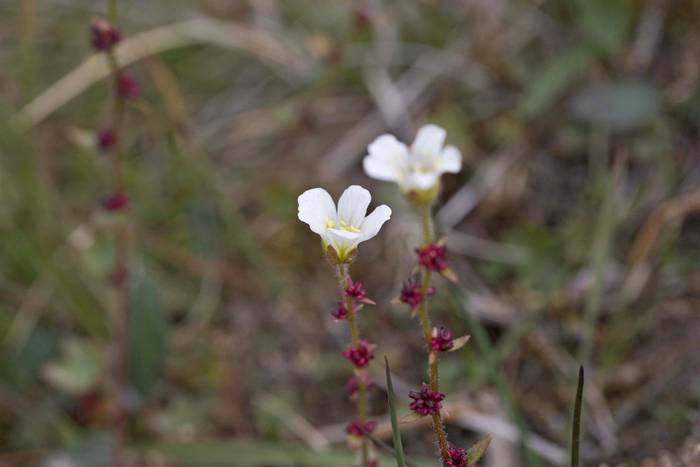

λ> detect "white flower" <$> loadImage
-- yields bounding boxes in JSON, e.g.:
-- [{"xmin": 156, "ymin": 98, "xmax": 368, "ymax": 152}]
[
  {"xmin": 298, "ymin": 185, "xmax": 392, "ymax": 261},
  {"xmin": 362, "ymin": 124, "xmax": 462, "ymax": 195}
]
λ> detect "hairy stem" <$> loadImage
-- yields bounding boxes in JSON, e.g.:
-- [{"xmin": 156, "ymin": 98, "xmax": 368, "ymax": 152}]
[
  {"xmin": 337, "ymin": 264, "xmax": 370, "ymax": 467},
  {"xmin": 417, "ymin": 204, "xmax": 449, "ymax": 464}
]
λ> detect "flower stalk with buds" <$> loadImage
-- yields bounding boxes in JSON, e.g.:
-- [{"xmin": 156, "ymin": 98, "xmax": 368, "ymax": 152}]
[
  {"xmin": 91, "ymin": 10, "xmax": 140, "ymax": 467},
  {"xmin": 364, "ymin": 124, "xmax": 468, "ymax": 465},
  {"xmin": 298, "ymin": 185, "xmax": 391, "ymax": 467}
]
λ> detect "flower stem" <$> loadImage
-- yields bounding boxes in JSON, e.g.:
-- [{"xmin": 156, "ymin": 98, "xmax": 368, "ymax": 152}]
[
  {"xmin": 417, "ymin": 203, "xmax": 450, "ymax": 464},
  {"xmin": 103, "ymin": 13, "xmax": 130, "ymax": 467},
  {"xmin": 107, "ymin": 0, "xmax": 118, "ymax": 23},
  {"xmin": 337, "ymin": 264, "xmax": 370, "ymax": 467}
]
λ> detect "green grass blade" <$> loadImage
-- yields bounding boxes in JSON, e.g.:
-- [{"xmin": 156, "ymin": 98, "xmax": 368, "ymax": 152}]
[
  {"xmin": 466, "ymin": 435, "xmax": 492, "ymax": 465},
  {"xmin": 385, "ymin": 356, "xmax": 408, "ymax": 467},
  {"xmin": 571, "ymin": 366, "xmax": 584, "ymax": 467}
]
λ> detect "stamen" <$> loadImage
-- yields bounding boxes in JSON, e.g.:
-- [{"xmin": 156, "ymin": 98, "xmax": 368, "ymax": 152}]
[{"xmin": 339, "ymin": 220, "xmax": 361, "ymax": 233}]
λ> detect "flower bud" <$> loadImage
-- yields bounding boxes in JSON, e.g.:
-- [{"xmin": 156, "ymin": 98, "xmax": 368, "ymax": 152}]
[
  {"xmin": 415, "ymin": 243, "xmax": 449, "ymax": 272},
  {"xmin": 346, "ymin": 374, "xmax": 373, "ymax": 397},
  {"xmin": 399, "ymin": 276, "xmax": 435, "ymax": 310},
  {"xmin": 431, "ymin": 326, "xmax": 454, "ymax": 352},
  {"xmin": 446, "ymin": 446, "xmax": 468, "ymax": 467},
  {"xmin": 344, "ymin": 278, "xmax": 366, "ymax": 300},
  {"xmin": 342, "ymin": 340, "xmax": 374, "ymax": 368},
  {"xmin": 91, "ymin": 19, "xmax": 121, "ymax": 51},
  {"xmin": 101, "ymin": 193, "xmax": 129, "ymax": 212},
  {"xmin": 345, "ymin": 419, "xmax": 376, "ymax": 437},
  {"xmin": 96, "ymin": 128, "xmax": 117, "ymax": 151},
  {"xmin": 117, "ymin": 73, "xmax": 139, "ymax": 99},
  {"xmin": 331, "ymin": 302, "xmax": 348, "ymax": 320},
  {"xmin": 408, "ymin": 383, "xmax": 444, "ymax": 416}
]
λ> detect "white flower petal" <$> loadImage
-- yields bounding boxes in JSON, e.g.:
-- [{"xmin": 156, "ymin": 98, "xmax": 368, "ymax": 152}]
[
  {"xmin": 363, "ymin": 135, "xmax": 408, "ymax": 182},
  {"xmin": 327, "ymin": 228, "xmax": 363, "ymax": 241},
  {"xmin": 363, "ymin": 156, "xmax": 401, "ymax": 182},
  {"xmin": 439, "ymin": 145, "xmax": 462, "ymax": 174},
  {"xmin": 297, "ymin": 188, "xmax": 336, "ymax": 235},
  {"xmin": 411, "ymin": 124, "xmax": 446, "ymax": 157},
  {"xmin": 337, "ymin": 185, "xmax": 371, "ymax": 228},
  {"xmin": 326, "ymin": 228, "xmax": 363, "ymax": 255},
  {"xmin": 403, "ymin": 173, "xmax": 439, "ymax": 191},
  {"xmin": 360, "ymin": 205, "xmax": 392, "ymax": 242}
]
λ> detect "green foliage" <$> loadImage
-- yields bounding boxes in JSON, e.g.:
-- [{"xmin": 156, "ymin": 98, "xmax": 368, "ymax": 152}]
[
  {"xmin": 466, "ymin": 435, "xmax": 492, "ymax": 466},
  {"xmin": 385, "ymin": 357, "xmax": 407, "ymax": 467},
  {"xmin": 571, "ymin": 0, "xmax": 633, "ymax": 53},
  {"xmin": 128, "ymin": 272, "xmax": 167, "ymax": 397},
  {"xmin": 506, "ymin": 225, "xmax": 570, "ymax": 293},
  {"xmin": 0, "ymin": 326, "xmax": 56, "ymax": 388},
  {"xmin": 570, "ymin": 81, "xmax": 660, "ymax": 131},
  {"xmin": 152, "ymin": 440, "xmax": 438, "ymax": 467},
  {"xmin": 520, "ymin": 45, "xmax": 594, "ymax": 117}
]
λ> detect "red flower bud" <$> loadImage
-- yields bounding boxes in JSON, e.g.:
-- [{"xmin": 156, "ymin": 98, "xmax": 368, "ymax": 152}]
[
  {"xmin": 431, "ymin": 326, "xmax": 454, "ymax": 352},
  {"xmin": 446, "ymin": 446, "xmax": 468, "ymax": 467},
  {"xmin": 408, "ymin": 383, "xmax": 444, "ymax": 416},
  {"xmin": 342, "ymin": 340, "xmax": 374, "ymax": 368},
  {"xmin": 96, "ymin": 128, "xmax": 117, "ymax": 151},
  {"xmin": 415, "ymin": 243, "xmax": 449, "ymax": 272},
  {"xmin": 344, "ymin": 278, "xmax": 366, "ymax": 300},
  {"xmin": 101, "ymin": 193, "xmax": 129, "ymax": 212},
  {"xmin": 91, "ymin": 19, "xmax": 121, "ymax": 51},
  {"xmin": 346, "ymin": 419, "xmax": 376, "ymax": 437},
  {"xmin": 346, "ymin": 374, "xmax": 373, "ymax": 397},
  {"xmin": 399, "ymin": 277, "xmax": 435, "ymax": 310},
  {"xmin": 117, "ymin": 73, "xmax": 139, "ymax": 99}
]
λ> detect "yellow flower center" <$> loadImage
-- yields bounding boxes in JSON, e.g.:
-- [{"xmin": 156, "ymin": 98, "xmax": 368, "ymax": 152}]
[
  {"xmin": 339, "ymin": 220, "xmax": 361, "ymax": 233},
  {"xmin": 325, "ymin": 218, "xmax": 336, "ymax": 229}
]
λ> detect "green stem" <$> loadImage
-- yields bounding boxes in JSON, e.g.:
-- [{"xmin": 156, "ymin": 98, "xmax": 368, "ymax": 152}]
[
  {"xmin": 337, "ymin": 264, "xmax": 370, "ymax": 467},
  {"xmin": 421, "ymin": 203, "xmax": 433, "ymax": 244},
  {"xmin": 103, "ymin": 10, "xmax": 129, "ymax": 467},
  {"xmin": 20, "ymin": 0, "xmax": 35, "ymax": 102},
  {"xmin": 107, "ymin": 0, "xmax": 118, "ymax": 23},
  {"xmin": 416, "ymin": 204, "xmax": 449, "ymax": 464}
]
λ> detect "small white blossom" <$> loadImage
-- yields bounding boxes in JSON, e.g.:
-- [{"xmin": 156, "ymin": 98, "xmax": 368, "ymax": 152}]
[
  {"xmin": 362, "ymin": 124, "xmax": 462, "ymax": 196},
  {"xmin": 298, "ymin": 185, "xmax": 391, "ymax": 261}
]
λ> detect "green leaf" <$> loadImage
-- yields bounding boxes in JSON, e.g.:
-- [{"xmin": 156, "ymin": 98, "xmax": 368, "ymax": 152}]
[
  {"xmin": 385, "ymin": 356, "xmax": 407, "ymax": 467},
  {"xmin": 572, "ymin": 0, "xmax": 632, "ymax": 53},
  {"xmin": 466, "ymin": 435, "xmax": 491, "ymax": 466},
  {"xmin": 571, "ymin": 366, "xmax": 584, "ymax": 467},
  {"xmin": 519, "ymin": 45, "xmax": 595, "ymax": 117},
  {"xmin": 0, "ymin": 326, "xmax": 56, "ymax": 388},
  {"xmin": 128, "ymin": 272, "xmax": 167, "ymax": 396},
  {"xmin": 569, "ymin": 80, "xmax": 660, "ymax": 131},
  {"xmin": 188, "ymin": 200, "xmax": 219, "ymax": 259}
]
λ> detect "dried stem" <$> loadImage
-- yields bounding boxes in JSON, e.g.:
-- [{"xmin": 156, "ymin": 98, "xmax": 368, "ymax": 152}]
[
  {"xmin": 416, "ymin": 203, "xmax": 450, "ymax": 464},
  {"xmin": 337, "ymin": 264, "xmax": 370, "ymax": 467}
]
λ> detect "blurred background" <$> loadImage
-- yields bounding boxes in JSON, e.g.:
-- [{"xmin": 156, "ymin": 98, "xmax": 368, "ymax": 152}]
[{"xmin": 1, "ymin": 0, "xmax": 700, "ymax": 466}]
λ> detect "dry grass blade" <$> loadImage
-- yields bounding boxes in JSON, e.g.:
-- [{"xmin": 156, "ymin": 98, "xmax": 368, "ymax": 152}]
[{"xmin": 18, "ymin": 17, "xmax": 311, "ymax": 127}]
